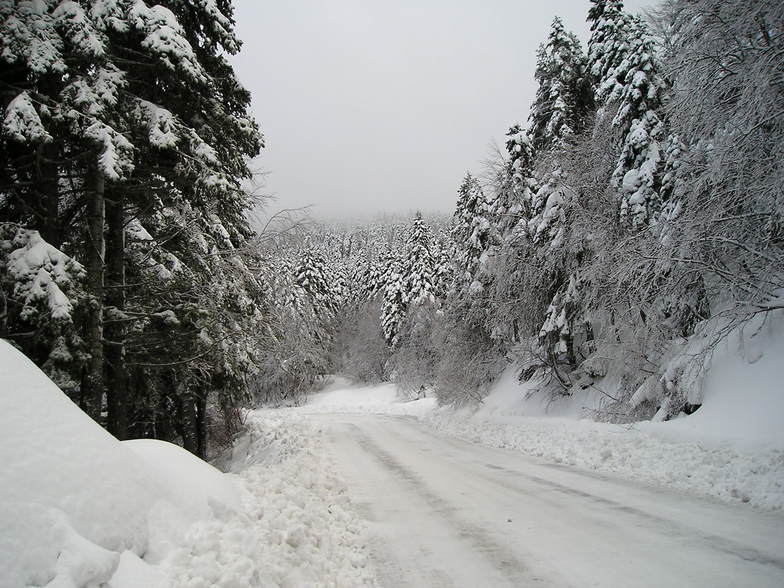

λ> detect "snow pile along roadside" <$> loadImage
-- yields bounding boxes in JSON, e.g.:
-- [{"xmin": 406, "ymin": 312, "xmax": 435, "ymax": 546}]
[
  {"xmin": 0, "ymin": 340, "xmax": 375, "ymax": 587},
  {"xmin": 165, "ymin": 410, "xmax": 376, "ymax": 587},
  {"xmin": 0, "ymin": 340, "xmax": 183, "ymax": 588},
  {"xmin": 422, "ymin": 314, "xmax": 784, "ymax": 511},
  {"xmin": 423, "ymin": 409, "xmax": 784, "ymax": 510}
]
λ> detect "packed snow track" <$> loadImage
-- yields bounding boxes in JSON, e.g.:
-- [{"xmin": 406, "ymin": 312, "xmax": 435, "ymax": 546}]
[{"xmin": 314, "ymin": 414, "xmax": 784, "ymax": 588}]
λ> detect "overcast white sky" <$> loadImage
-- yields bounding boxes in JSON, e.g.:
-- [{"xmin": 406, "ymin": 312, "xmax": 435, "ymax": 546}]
[{"xmin": 230, "ymin": 0, "xmax": 652, "ymax": 221}]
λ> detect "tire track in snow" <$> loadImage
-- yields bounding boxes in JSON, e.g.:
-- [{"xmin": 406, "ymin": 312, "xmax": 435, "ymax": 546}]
[
  {"xmin": 347, "ymin": 424, "xmax": 549, "ymax": 587},
  {"xmin": 383, "ymin": 416, "xmax": 784, "ymax": 574}
]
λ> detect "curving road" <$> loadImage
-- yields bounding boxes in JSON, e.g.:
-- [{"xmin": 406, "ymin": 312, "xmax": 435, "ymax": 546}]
[{"xmin": 313, "ymin": 414, "xmax": 784, "ymax": 588}]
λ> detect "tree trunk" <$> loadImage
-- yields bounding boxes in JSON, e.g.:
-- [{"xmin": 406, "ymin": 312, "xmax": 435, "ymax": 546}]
[
  {"xmin": 195, "ymin": 388, "xmax": 208, "ymax": 459},
  {"xmin": 82, "ymin": 167, "xmax": 106, "ymax": 422},
  {"xmin": 105, "ymin": 189, "xmax": 128, "ymax": 439},
  {"xmin": 0, "ymin": 288, "xmax": 7, "ymax": 340},
  {"xmin": 179, "ymin": 391, "xmax": 199, "ymax": 456},
  {"xmin": 36, "ymin": 143, "xmax": 60, "ymax": 247}
]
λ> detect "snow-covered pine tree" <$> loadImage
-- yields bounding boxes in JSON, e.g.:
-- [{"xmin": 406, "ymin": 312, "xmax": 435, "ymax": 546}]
[
  {"xmin": 100, "ymin": 1, "xmax": 262, "ymax": 448},
  {"xmin": 402, "ymin": 213, "xmax": 437, "ymax": 307},
  {"xmin": 381, "ymin": 213, "xmax": 439, "ymax": 349},
  {"xmin": 295, "ymin": 245, "xmax": 340, "ymax": 325},
  {"xmin": 381, "ymin": 265, "xmax": 406, "ymax": 348},
  {"xmin": 0, "ymin": 1, "xmax": 266, "ymax": 454},
  {"xmin": 349, "ymin": 251, "xmax": 378, "ymax": 303},
  {"xmin": 0, "ymin": 225, "xmax": 87, "ymax": 396},
  {"xmin": 490, "ymin": 125, "xmax": 537, "ymax": 239},
  {"xmin": 432, "ymin": 231, "xmax": 454, "ymax": 301},
  {"xmin": 588, "ymin": 0, "xmax": 668, "ymax": 229},
  {"xmin": 450, "ymin": 172, "xmax": 498, "ymax": 307},
  {"xmin": 588, "ymin": 0, "xmax": 631, "ymax": 105},
  {"xmin": 482, "ymin": 125, "xmax": 540, "ymax": 344},
  {"xmin": 529, "ymin": 17, "xmax": 593, "ymax": 153},
  {"xmin": 526, "ymin": 17, "xmax": 591, "ymax": 249}
]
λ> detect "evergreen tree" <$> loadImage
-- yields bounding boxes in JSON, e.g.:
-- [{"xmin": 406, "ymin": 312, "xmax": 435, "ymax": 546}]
[
  {"xmin": 402, "ymin": 213, "xmax": 437, "ymax": 307},
  {"xmin": 380, "ymin": 213, "xmax": 438, "ymax": 347},
  {"xmin": 529, "ymin": 17, "xmax": 593, "ymax": 152},
  {"xmin": 588, "ymin": 0, "xmax": 668, "ymax": 229},
  {"xmin": 380, "ymin": 254, "xmax": 406, "ymax": 348},
  {"xmin": 432, "ymin": 231, "xmax": 454, "ymax": 300},
  {"xmin": 450, "ymin": 172, "xmax": 498, "ymax": 305},
  {"xmin": 294, "ymin": 245, "xmax": 340, "ymax": 323},
  {"xmin": 0, "ymin": 1, "xmax": 265, "ymax": 455},
  {"xmin": 588, "ymin": 0, "xmax": 632, "ymax": 105},
  {"xmin": 491, "ymin": 125, "xmax": 537, "ymax": 239}
]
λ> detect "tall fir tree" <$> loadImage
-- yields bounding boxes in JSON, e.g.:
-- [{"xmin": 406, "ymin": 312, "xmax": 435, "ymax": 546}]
[
  {"xmin": 588, "ymin": 0, "xmax": 668, "ymax": 229},
  {"xmin": 0, "ymin": 0, "xmax": 266, "ymax": 455},
  {"xmin": 402, "ymin": 213, "xmax": 437, "ymax": 307},
  {"xmin": 529, "ymin": 17, "xmax": 593, "ymax": 152},
  {"xmin": 450, "ymin": 173, "xmax": 498, "ymax": 304}
]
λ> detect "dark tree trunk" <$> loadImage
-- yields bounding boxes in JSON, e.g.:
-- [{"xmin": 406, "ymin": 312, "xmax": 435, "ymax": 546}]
[
  {"xmin": 105, "ymin": 189, "xmax": 128, "ymax": 439},
  {"xmin": 82, "ymin": 167, "xmax": 106, "ymax": 422},
  {"xmin": 564, "ymin": 332, "xmax": 576, "ymax": 369},
  {"xmin": 195, "ymin": 388, "xmax": 208, "ymax": 459},
  {"xmin": 179, "ymin": 393, "xmax": 199, "ymax": 456},
  {"xmin": 0, "ymin": 288, "xmax": 7, "ymax": 340},
  {"xmin": 177, "ymin": 385, "xmax": 209, "ymax": 459},
  {"xmin": 36, "ymin": 143, "xmax": 60, "ymax": 247}
]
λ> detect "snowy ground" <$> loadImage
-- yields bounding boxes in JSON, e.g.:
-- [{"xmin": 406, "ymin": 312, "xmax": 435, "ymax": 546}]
[
  {"xmin": 310, "ymin": 412, "xmax": 784, "ymax": 587},
  {"xmin": 295, "ymin": 350, "xmax": 784, "ymax": 512},
  {"xmin": 161, "ymin": 410, "xmax": 375, "ymax": 587},
  {"xmin": 302, "ymin": 377, "xmax": 436, "ymax": 417},
  {"xmin": 0, "ymin": 341, "xmax": 374, "ymax": 588},
  {"xmin": 3, "ymin": 324, "xmax": 782, "ymax": 587}
]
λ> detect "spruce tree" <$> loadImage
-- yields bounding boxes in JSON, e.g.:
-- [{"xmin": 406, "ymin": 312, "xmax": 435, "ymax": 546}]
[
  {"xmin": 402, "ymin": 213, "xmax": 437, "ymax": 307},
  {"xmin": 381, "ymin": 262, "xmax": 406, "ymax": 347},
  {"xmin": 529, "ymin": 17, "xmax": 593, "ymax": 152},
  {"xmin": 492, "ymin": 125, "xmax": 537, "ymax": 239},
  {"xmin": 588, "ymin": 0, "xmax": 668, "ymax": 229},
  {"xmin": 450, "ymin": 173, "xmax": 498, "ymax": 303},
  {"xmin": 0, "ymin": 1, "xmax": 266, "ymax": 454}
]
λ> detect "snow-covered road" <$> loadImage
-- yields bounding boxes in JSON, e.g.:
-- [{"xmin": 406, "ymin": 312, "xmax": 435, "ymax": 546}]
[{"xmin": 314, "ymin": 413, "xmax": 784, "ymax": 588}]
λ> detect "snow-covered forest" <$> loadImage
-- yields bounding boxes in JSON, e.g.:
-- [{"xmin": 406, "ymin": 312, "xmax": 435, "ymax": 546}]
[
  {"xmin": 216, "ymin": 0, "xmax": 784, "ymax": 422},
  {"xmin": 1, "ymin": 0, "xmax": 783, "ymax": 586}
]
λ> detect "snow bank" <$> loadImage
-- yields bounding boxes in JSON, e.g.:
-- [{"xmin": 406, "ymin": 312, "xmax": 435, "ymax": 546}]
[
  {"xmin": 0, "ymin": 340, "xmax": 377, "ymax": 587},
  {"xmin": 124, "ymin": 439, "xmax": 241, "ymax": 519},
  {"xmin": 638, "ymin": 311, "xmax": 784, "ymax": 453},
  {"xmin": 423, "ymin": 409, "xmax": 784, "ymax": 510},
  {"xmin": 0, "ymin": 340, "xmax": 170, "ymax": 588},
  {"xmin": 299, "ymin": 341, "xmax": 784, "ymax": 510},
  {"xmin": 475, "ymin": 367, "xmax": 605, "ymax": 419},
  {"xmin": 165, "ymin": 410, "xmax": 375, "ymax": 587}
]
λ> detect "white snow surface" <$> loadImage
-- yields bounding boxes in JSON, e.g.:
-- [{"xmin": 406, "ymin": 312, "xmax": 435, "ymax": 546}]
[
  {"xmin": 300, "ymin": 343, "xmax": 784, "ymax": 511},
  {"xmin": 310, "ymin": 412, "xmax": 784, "ymax": 588},
  {"xmin": 164, "ymin": 411, "xmax": 375, "ymax": 587},
  {"xmin": 637, "ymin": 311, "xmax": 784, "ymax": 453},
  {"xmin": 123, "ymin": 439, "xmax": 241, "ymax": 520},
  {"xmin": 302, "ymin": 377, "xmax": 436, "ymax": 417},
  {"xmin": 0, "ymin": 340, "xmax": 168, "ymax": 588},
  {"xmin": 0, "ymin": 341, "xmax": 374, "ymax": 587}
]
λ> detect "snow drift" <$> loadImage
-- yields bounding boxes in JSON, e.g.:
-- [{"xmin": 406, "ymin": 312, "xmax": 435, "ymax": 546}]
[
  {"xmin": 0, "ymin": 340, "xmax": 375, "ymax": 587},
  {"xmin": 0, "ymin": 340, "xmax": 173, "ymax": 587}
]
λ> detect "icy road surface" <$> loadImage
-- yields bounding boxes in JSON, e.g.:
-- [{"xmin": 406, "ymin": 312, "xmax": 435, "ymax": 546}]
[{"xmin": 314, "ymin": 414, "xmax": 784, "ymax": 588}]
